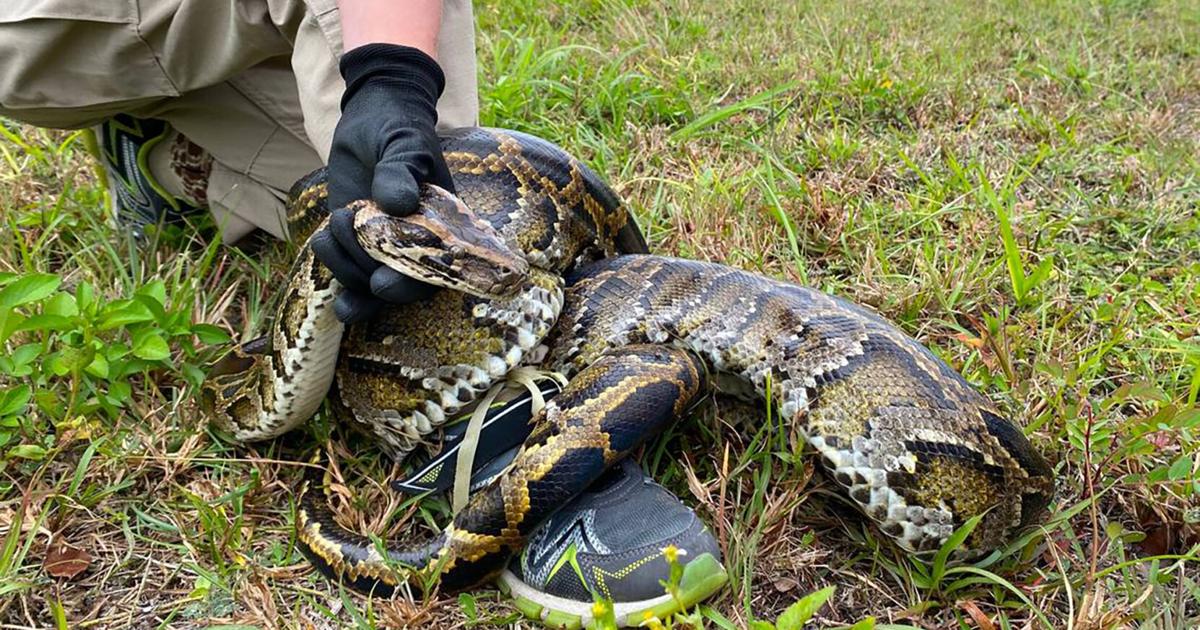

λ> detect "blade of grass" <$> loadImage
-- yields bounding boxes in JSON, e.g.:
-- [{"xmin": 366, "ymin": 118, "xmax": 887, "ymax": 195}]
[{"xmin": 671, "ymin": 81, "xmax": 799, "ymax": 142}]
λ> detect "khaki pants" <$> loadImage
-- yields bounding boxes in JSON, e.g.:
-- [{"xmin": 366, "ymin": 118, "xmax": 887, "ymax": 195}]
[{"xmin": 0, "ymin": 0, "xmax": 479, "ymax": 242}]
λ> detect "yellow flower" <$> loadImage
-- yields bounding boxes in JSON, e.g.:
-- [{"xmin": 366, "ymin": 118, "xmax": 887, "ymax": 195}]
[{"xmin": 661, "ymin": 544, "xmax": 686, "ymax": 564}]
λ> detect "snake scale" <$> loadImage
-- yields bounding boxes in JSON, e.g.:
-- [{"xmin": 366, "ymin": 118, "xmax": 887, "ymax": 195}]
[{"xmin": 202, "ymin": 127, "xmax": 1054, "ymax": 595}]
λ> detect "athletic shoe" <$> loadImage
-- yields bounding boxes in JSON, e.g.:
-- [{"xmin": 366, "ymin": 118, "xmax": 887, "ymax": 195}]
[
  {"xmin": 92, "ymin": 114, "xmax": 203, "ymax": 237},
  {"xmin": 499, "ymin": 458, "xmax": 728, "ymax": 629},
  {"xmin": 391, "ymin": 379, "xmax": 560, "ymax": 496}
]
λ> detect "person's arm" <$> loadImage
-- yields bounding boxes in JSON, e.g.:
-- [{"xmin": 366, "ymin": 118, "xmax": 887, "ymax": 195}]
[
  {"xmin": 312, "ymin": 0, "xmax": 453, "ymax": 323},
  {"xmin": 338, "ymin": 0, "xmax": 441, "ymax": 57}
]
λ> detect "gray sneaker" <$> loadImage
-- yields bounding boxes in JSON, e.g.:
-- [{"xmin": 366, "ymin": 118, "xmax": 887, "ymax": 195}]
[
  {"xmin": 499, "ymin": 458, "xmax": 728, "ymax": 629},
  {"xmin": 93, "ymin": 114, "xmax": 203, "ymax": 238}
]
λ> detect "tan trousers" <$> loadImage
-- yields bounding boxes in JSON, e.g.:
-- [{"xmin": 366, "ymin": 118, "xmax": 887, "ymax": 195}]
[{"xmin": 0, "ymin": 0, "xmax": 479, "ymax": 242}]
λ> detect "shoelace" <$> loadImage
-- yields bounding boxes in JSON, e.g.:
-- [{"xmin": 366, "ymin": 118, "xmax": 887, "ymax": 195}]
[{"xmin": 451, "ymin": 367, "xmax": 568, "ymax": 513}]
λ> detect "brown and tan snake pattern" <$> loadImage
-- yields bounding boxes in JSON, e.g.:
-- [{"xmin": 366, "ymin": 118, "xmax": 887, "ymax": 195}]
[{"xmin": 202, "ymin": 128, "xmax": 1053, "ymax": 594}]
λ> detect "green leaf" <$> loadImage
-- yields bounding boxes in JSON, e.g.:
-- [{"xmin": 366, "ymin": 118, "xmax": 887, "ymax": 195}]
[
  {"xmin": 105, "ymin": 342, "xmax": 131, "ymax": 361},
  {"xmin": 0, "ymin": 310, "xmax": 24, "ymax": 344},
  {"xmin": 75, "ymin": 282, "xmax": 95, "ymax": 314},
  {"xmin": 931, "ymin": 514, "xmax": 984, "ymax": 586},
  {"xmin": 11, "ymin": 314, "xmax": 73, "ymax": 334},
  {"xmin": 98, "ymin": 300, "xmax": 155, "ymax": 329},
  {"xmin": 748, "ymin": 622, "xmax": 776, "ymax": 630},
  {"xmin": 182, "ymin": 363, "xmax": 207, "ymax": 389},
  {"xmin": 131, "ymin": 329, "xmax": 171, "ymax": 361},
  {"xmin": 85, "ymin": 352, "xmax": 110, "ymax": 379},
  {"xmin": 699, "ymin": 605, "xmax": 741, "ymax": 630},
  {"xmin": 134, "ymin": 294, "xmax": 170, "ymax": 326},
  {"xmin": 1177, "ymin": 407, "xmax": 1200, "ymax": 428},
  {"xmin": 13, "ymin": 343, "xmax": 40, "ymax": 367},
  {"xmin": 0, "ymin": 385, "xmax": 31, "ymax": 416},
  {"xmin": 33, "ymin": 390, "xmax": 60, "ymax": 414},
  {"xmin": 8, "ymin": 444, "xmax": 47, "ymax": 460},
  {"xmin": 776, "ymin": 586, "xmax": 835, "ymax": 630},
  {"xmin": 1028, "ymin": 256, "xmax": 1054, "ymax": 289},
  {"xmin": 847, "ymin": 616, "xmax": 876, "ymax": 630},
  {"xmin": 457, "ymin": 593, "xmax": 478, "ymax": 621},
  {"xmin": 1129, "ymin": 381, "xmax": 1169, "ymax": 402},
  {"xmin": 136, "ymin": 280, "xmax": 167, "ymax": 306},
  {"xmin": 982, "ymin": 176, "xmax": 1029, "ymax": 304},
  {"xmin": 47, "ymin": 346, "xmax": 95, "ymax": 376},
  {"xmin": 192, "ymin": 324, "xmax": 232, "ymax": 345},
  {"xmin": 1167, "ymin": 455, "xmax": 1193, "ymax": 481},
  {"xmin": 109, "ymin": 358, "xmax": 140, "ymax": 381},
  {"xmin": 43, "ymin": 292, "xmax": 78, "ymax": 318},
  {"xmin": 0, "ymin": 274, "xmax": 60, "ymax": 308},
  {"xmin": 106, "ymin": 381, "xmax": 132, "ymax": 404}
]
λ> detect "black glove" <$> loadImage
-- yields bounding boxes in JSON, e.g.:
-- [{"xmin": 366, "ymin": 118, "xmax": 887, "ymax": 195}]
[{"xmin": 311, "ymin": 43, "xmax": 452, "ymax": 323}]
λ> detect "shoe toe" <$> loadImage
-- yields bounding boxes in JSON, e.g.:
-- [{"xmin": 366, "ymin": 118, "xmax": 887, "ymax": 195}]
[{"xmin": 578, "ymin": 517, "xmax": 720, "ymax": 603}]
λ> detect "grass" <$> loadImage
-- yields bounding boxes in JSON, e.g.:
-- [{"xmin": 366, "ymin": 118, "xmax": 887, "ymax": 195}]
[{"xmin": 1, "ymin": 0, "xmax": 1198, "ymax": 627}]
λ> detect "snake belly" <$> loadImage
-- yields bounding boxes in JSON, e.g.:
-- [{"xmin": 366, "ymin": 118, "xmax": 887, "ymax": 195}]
[{"xmin": 294, "ymin": 255, "xmax": 1054, "ymax": 594}]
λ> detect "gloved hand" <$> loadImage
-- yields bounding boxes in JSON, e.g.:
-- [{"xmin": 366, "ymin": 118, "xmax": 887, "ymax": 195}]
[{"xmin": 310, "ymin": 43, "xmax": 452, "ymax": 323}]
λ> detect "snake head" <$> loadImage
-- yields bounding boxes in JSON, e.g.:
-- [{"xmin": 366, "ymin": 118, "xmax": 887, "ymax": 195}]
[
  {"xmin": 199, "ymin": 338, "xmax": 265, "ymax": 427},
  {"xmin": 352, "ymin": 186, "xmax": 529, "ymax": 299}
]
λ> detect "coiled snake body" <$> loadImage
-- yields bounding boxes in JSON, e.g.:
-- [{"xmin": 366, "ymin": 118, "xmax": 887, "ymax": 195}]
[{"xmin": 202, "ymin": 128, "xmax": 1053, "ymax": 595}]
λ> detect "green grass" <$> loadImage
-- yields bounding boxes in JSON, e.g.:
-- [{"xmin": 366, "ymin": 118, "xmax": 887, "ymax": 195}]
[{"xmin": 2, "ymin": 0, "xmax": 1199, "ymax": 627}]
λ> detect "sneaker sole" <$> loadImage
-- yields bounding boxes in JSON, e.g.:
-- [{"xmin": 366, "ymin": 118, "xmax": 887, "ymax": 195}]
[{"xmin": 497, "ymin": 552, "xmax": 728, "ymax": 629}]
